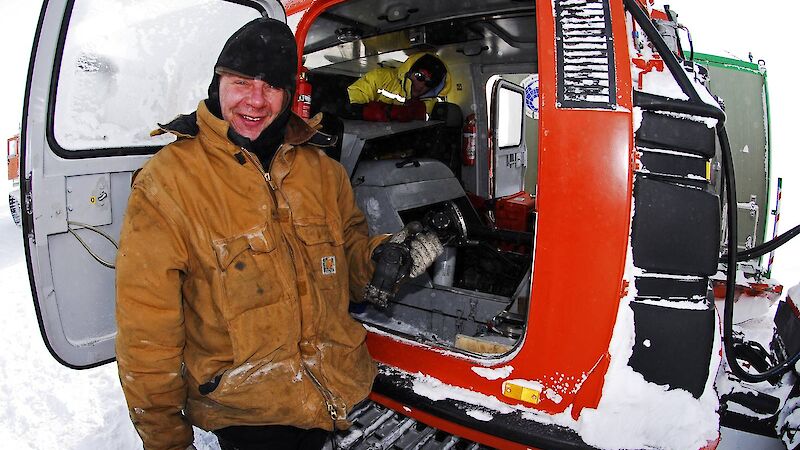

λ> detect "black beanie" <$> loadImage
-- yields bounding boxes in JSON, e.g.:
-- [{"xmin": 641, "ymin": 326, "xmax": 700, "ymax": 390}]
[
  {"xmin": 207, "ymin": 17, "xmax": 298, "ymax": 118},
  {"xmin": 216, "ymin": 18, "xmax": 297, "ymax": 92}
]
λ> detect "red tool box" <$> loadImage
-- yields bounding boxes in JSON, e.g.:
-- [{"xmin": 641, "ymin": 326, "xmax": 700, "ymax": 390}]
[{"xmin": 495, "ymin": 191, "xmax": 535, "ymax": 232}]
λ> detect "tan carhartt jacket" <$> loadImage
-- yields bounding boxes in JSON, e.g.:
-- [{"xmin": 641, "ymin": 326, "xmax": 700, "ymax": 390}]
[{"xmin": 115, "ymin": 101, "xmax": 382, "ymax": 450}]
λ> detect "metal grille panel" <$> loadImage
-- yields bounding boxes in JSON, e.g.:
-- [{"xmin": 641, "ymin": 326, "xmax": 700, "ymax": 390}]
[{"xmin": 555, "ymin": 0, "xmax": 617, "ymax": 109}]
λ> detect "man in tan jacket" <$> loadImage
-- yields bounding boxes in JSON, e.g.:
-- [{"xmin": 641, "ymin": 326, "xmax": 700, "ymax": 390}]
[{"xmin": 115, "ymin": 18, "xmax": 440, "ymax": 450}]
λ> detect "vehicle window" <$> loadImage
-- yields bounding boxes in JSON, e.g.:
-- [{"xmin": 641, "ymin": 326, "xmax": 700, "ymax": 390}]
[
  {"xmin": 492, "ymin": 73, "xmax": 540, "ymax": 192},
  {"xmin": 496, "ymin": 86, "xmax": 523, "ymax": 148},
  {"xmin": 52, "ymin": 0, "xmax": 262, "ymax": 152},
  {"xmin": 8, "ymin": 138, "xmax": 17, "ymax": 157}
]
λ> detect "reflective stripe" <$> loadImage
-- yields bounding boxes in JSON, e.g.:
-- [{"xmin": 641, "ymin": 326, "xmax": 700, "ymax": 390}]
[{"xmin": 377, "ymin": 89, "xmax": 406, "ymax": 103}]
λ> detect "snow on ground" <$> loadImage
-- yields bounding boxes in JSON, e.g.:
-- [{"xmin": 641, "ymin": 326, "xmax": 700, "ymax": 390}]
[{"xmin": 0, "ymin": 179, "xmax": 220, "ymax": 449}]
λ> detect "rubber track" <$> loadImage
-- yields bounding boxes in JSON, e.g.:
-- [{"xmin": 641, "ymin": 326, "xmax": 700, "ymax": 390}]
[{"xmin": 328, "ymin": 400, "xmax": 496, "ymax": 450}]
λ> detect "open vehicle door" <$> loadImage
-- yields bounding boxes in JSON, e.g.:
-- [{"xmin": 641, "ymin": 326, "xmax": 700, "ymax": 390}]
[
  {"xmin": 21, "ymin": 0, "xmax": 286, "ymax": 368},
  {"xmin": 489, "ymin": 79, "xmax": 527, "ymax": 198}
]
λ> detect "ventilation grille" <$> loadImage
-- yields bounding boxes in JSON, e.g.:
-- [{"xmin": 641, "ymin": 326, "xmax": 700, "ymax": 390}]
[{"xmin": 555, "ymin": 0, "xmax": 616, "ymax": 109}]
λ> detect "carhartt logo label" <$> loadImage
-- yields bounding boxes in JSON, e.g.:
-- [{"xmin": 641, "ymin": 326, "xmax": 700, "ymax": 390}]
[{"xmin": 321, "ymin": 256, "xmax": 336, "ymax": 275}]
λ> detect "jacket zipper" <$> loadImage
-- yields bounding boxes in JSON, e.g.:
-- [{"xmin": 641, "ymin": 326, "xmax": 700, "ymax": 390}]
[
  {"xmin": 242, "ymin": 148, "xmax": 344, "ymax": 423},
  {"xmin": 240, "ymin": 148, "xmax": 278, "ymax": 198},
  {"xmin": 240, "ymin": 147, "xmax": 300, "ymax": 282},
  {"xmin": 302, "ymin": 361, "xmax": 347, "ymax": 423}
]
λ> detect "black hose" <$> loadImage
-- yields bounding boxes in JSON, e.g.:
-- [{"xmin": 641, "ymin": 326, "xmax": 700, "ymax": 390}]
[
  {"xmin": 719, "ymin": 124, "xmax": 800, "ymax": 383},
  {"xmin": 725, "ymin": 223, "xmax": 800, "ymax": 262}
]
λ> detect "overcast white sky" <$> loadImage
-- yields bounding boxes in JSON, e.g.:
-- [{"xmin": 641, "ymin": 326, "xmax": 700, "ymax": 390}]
[
  {"xmin": 0, "ymin": 0, "xmax": 798, "ymax": 287},
  {"xmin": 0, "ymin": 1, "xmax": 39, "ymax": 141}
]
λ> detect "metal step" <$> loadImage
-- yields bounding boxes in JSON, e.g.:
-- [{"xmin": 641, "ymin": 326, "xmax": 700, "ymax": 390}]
[{"xmin": 325, "ymin": 400, "xmax": 496, "ymax": 450}]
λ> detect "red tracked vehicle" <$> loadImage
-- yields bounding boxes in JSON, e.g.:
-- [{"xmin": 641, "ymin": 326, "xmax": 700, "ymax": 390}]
[{"xmin": 19, "ymin": 0, "xmax": 799, "ymax": 448}]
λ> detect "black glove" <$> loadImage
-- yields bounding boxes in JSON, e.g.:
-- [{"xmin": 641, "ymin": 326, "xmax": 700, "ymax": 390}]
[{"xmin": 363, "ymin": 222, "xmax": 443, "ymax": 307}]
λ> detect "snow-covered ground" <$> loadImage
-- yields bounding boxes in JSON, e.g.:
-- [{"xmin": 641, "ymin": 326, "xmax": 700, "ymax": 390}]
[{"xmin": 0, "ymin": 181, "xmax": 139, "ymax": 448}]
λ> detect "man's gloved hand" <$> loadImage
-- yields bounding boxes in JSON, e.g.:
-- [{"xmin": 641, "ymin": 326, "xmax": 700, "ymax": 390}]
[
  {"xmin": 390, "ymin": 222, "xmax": 443, "ymax": 277},
  {"xmin": 364, "ymin": 222, "xmax": 443, "ymax": 307},
  {"xmin": 361, "ymin": 101, "xmax": 390, "ymax": 122},
  {"xmin": 360, "ymin": 101, "xmax": 427, "ymax": 122},
  {"xmin": 389, "ymin": 100, "xmax": 427, "ymax": 122}
]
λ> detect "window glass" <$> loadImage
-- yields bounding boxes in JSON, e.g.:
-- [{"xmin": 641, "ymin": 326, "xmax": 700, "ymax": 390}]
[
  {"xmin": 8, "ymin": 138, "xmax": 18, "ymax": 157},
  {"xmin": 497, "ymin": 87, "xmax": 523, "ymax": 148},
  {"xmin": 53, "ymin": 0, "xmax": 262, "ymax": 151}
]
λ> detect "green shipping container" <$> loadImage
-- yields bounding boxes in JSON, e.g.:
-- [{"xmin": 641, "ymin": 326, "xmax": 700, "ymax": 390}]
[{"xmin": 692, "ymin": 52, "xmax": 772, "ymax": 252}]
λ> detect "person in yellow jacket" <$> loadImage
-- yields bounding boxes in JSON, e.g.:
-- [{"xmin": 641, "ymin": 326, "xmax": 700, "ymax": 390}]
[
  {"xmin": 346, "ymin": 53, "xmax": 452, "ymax": 122},
  {"xmin": 115, "ymin": 18, "xmax": 441, "ymax": 450}
]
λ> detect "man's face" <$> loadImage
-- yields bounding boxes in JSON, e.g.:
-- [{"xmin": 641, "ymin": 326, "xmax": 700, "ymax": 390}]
[
  {"xmin": 409, "ymin": 69, "xmax": 433, "ymax": 99},
  {"xmin": 219, "ymin": 73, "xmax": 286, "ymax": 140}
]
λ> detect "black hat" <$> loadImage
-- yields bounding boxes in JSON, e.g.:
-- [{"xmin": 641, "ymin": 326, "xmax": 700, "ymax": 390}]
[
  {"xmin": 206, "ymin": 18, "xmax": 297, "ymax": 119},
  {"xmin": 410, "ymin": 54, "xmax": 446, "ymax": 87},
  {"xmin": 215, "ymin": 17, "xmax": 298, "ymax": 91}
]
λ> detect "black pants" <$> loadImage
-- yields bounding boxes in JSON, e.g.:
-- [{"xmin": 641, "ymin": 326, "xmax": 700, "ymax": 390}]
[{"xmin": 213, "ymin": 424, "xmax": 330, "ymax": 450}]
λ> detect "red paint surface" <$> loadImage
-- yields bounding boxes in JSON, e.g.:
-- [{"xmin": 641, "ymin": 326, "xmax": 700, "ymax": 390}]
[{"xmin": 283, "ymin": 0, "xmax": 315, "ymax": 16}]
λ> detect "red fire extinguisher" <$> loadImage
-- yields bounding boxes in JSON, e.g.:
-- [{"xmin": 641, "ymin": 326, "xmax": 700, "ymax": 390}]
[
  {"xmin": 294, "ymin": 67, "xmax": 312, "ymax": 119},
  {"xmin": 462, "ymin": 113, "xmax": 477, "ymax": 166}
]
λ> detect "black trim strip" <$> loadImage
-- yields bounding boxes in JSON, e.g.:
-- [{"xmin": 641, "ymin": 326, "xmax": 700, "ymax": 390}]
[
  {"xmin": 719, "ymin": 410, "xmax": 779, "ymax": 439},
  {"xmin": 634, "ymin": 91, "xmax": 724, "ymax": 122}
]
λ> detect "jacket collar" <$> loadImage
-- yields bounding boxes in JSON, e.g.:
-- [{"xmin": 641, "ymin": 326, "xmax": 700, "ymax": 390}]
[
  {"xmin": 155, "ymin": 101, "xmax": 320, "ymax": 149},
  {"xmin": 152, "ymin": 103, "xmax": 333, "ymax": 185}
]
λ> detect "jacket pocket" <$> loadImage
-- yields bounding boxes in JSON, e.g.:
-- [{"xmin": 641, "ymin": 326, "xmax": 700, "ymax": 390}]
[
  {"xmin": 294, "ymin": 221, "xmax": 345, "ymax": 291},
  {"xmin": 213, "ymin": 225, "xmax": 283, "ymax": 318},
  {"xmin": 197, "ymin": 351, "xmax": 309, "ymax": 419}
]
